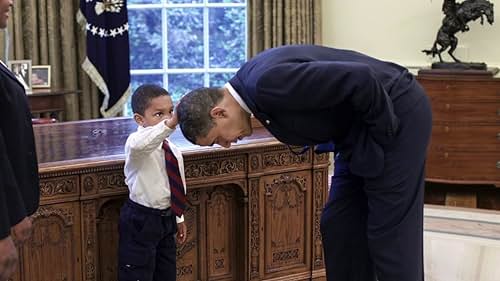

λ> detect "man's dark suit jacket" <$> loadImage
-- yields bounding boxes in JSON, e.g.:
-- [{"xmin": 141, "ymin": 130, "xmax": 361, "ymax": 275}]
[
  {"xmin": 229, "ymin": 45, "xmax": 423, "ymax": 178},
  {"xmin": 0, "ymin": 62, "xmax": 40, "ymax": 239}
]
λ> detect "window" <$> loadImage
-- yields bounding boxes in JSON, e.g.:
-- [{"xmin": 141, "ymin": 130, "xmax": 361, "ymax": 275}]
[{"xmin": 126, "ymin": 0, "xmax": 247, "ymax": 115}]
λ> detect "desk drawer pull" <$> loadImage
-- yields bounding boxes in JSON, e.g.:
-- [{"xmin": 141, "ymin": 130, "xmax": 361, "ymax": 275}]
[
  {"xmin": 497, "ymin": 161, "xmax": 500, "ymax": 169},
  {"xmin": 498, "ymin": 133, "xmax": 500, "ymax": 140}
]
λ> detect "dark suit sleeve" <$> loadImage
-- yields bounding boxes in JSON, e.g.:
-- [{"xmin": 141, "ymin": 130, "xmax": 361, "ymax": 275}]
[
  {"xmin": 0, "ymin": 130, "xmax": 12, "ymax": 239},
  {"xmin": 0, "ymin": 75, "xmax": 29, "ymax": 239},
  {"xmin": 255, "ymin": 61, "xmax": 399, "ymax": 145}
]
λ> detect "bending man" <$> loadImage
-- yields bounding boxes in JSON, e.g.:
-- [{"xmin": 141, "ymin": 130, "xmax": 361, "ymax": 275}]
[{"xmin": 177, "ymin": 44, "xmax": 432, "ymax": 281}]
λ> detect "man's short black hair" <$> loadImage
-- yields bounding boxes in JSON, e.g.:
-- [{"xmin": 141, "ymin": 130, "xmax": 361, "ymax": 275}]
[
  {"xmin": 131, "ymin": 84, "xmax": 170, "ymax": 115},
  {"xmin": 177, "ymin": 87, "xmax": 224, "ymax": 144}
]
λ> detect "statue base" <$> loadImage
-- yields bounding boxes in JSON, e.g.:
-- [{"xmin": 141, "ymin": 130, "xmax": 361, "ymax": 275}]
[
  {"xmin": 431, "ymin": 62, "xmax": 487, "ymax": 70},
  {"xmin": 418, "ymin": 64, "xmax": 499, "ymax": 78}
]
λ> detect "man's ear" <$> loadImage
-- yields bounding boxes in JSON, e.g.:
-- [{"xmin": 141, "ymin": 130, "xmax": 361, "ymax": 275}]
[
  {"xmin": 210, "ymin": 107, "xmax": 226, "ymax": 119},
  {"xmin": 133, "ymin": 113, "xmax": 144, "ymax": 126}
]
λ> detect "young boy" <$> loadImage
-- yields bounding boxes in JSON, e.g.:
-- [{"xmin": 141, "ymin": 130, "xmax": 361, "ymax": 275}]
[{"xmin": 119, "ymin": 84, "xmax": 187, "ymax": 281}]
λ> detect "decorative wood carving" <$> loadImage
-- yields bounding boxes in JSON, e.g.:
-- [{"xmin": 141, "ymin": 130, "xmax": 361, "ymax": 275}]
[
  {"xmin": 207, "ymin": 187, "xmax": 235, "ymax": 279},
  {"xmin": 313, "ymin": 151, "xmax": 330, "ymax": 166},
  {"xmin": 81, "ymin": 175, "xmax": 97, "ymax": 196},
  {"xmin": 82, "ymin": 201, "xmax": 97, "ymax": 281},
  {"xmin": 96, "ymin": 198, "xmax": 123, "ymax": 281},
  {"xmin": 184, "ymin": 156, "xmax": 246, "ymax": 181},
  {"xmin": 39, "ymin": 176, "xmax": 78, "ymax": 200},
  {"xmin": 177, "ymin": 193, "xmax": 199, "ymax": 281},
  {"xmin": 97, "ymin": 172, "xmax": 127, "ymax": 194},
  {"xmin": 177, "ymin": 264, "xmax": 194, "ymax": 278},
  {"xmin": 313, "ymin": 170, "xmax": 327, "ymax": 268},
  {"xmin": 22, "ymin": 203, "xmax": 81, "ymax": 281},
  {"xmin": 249, "ymin": 179, "xmax": 260, "ymax": 280},
  {"xmin": 262, "ymin": 171, "xmax": 312, "ymax": 279},
  {"xmin": 249, "ymin": 150, "xmax": 311, "ymax": 176},
  {"xmin": 263, "ymin": 151, "xmax": 309, "ymax": 168},
  {"xmin": 31, "ymin": 205, "xmax": 74, "ymax": 225},
  {"xmin": 250, "ymin": 155, "xmax": 260, "ymax": 171}
]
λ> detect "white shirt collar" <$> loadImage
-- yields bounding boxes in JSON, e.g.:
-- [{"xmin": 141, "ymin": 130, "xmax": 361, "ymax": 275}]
[{"xmin": 224, "ymin": 82, "xmax": 252, "ymax": 114}]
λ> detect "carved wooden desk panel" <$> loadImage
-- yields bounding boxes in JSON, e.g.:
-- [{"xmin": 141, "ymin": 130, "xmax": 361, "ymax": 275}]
[{"xmin": 10, "ymin": 118, "xmax": 328, "ymax": 281}]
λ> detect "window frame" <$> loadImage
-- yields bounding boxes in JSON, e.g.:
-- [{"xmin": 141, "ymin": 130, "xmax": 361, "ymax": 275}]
[{"xmin": 127, "ymin": 0, "xmax": 247, "ymax": 96}]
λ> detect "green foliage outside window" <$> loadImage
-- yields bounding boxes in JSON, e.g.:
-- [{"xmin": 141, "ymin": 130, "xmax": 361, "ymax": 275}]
[{"xmin": 126, "ymin": 0, "xmax": 247, "ymax": 116}]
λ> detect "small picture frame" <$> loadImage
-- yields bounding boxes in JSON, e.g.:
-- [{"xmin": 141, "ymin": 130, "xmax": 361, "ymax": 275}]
[
  {"xmin": 7, "ymin": 60, "xmax": 32, "ymax": 91},
  {"xmin": 31, "ymin": 65, "xmax": 51, "ymax": 89}
]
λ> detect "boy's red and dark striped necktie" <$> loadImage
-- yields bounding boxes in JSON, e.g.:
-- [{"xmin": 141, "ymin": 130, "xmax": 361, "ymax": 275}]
[{"xmin": 162, "ymin": 140, "xmax": 187, "ymax": 217}]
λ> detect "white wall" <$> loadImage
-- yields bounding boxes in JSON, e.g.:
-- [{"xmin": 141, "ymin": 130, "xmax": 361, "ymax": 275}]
[{"xmin": 321, "ymin": 0, "xmax": 500, "ymax": 68}]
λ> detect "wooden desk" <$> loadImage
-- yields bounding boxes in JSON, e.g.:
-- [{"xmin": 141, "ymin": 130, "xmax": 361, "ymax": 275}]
[
  {"xmin": 11, "ymin": 118, "xmax": 329, "ymax": 281},
  {"xmin": 27, "ymin": 89, "xmax": 80, "ymax": 121}
]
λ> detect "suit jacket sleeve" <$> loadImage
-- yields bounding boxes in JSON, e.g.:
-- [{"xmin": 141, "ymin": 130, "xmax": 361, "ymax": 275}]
[
  {"xmin": 0, "ymin": 129, "xmax": 15, "ymax": 239},
  {"xmin": 0, "ymin": 76, "xmax": 28, "ymax": 239},
  {"xmin": 254, "ymin": 61, "xmax": 399, "ymax": 146}
]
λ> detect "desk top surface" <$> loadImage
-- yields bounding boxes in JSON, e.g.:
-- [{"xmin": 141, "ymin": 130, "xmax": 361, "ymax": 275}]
[{"xmin": 33, "ymin": 117, "xmax": 278, "ymax": 171}]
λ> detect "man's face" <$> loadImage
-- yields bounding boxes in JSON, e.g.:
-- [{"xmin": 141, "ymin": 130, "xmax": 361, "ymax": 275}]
[
  {"xmin": 134, "ymin": 95, "xmax": 174, "ymax": 128},
  {"xmin": 195, "ymin": 107, "xmax": 253, "ymax": 148},
  {"xmin": 0, "ymin": 0, "xmax": 12, "ymax": 29}
]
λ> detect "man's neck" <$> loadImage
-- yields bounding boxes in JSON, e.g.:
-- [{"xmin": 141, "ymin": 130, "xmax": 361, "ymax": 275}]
[{"xmin": 224, "ymin": 83, "xmax": 252, "ymax": 114}]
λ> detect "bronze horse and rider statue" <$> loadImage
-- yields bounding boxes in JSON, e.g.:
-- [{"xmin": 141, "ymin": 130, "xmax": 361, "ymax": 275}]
[{"xmin": 422, "ymin": 0, "xmax": 494, "ymax": 68}]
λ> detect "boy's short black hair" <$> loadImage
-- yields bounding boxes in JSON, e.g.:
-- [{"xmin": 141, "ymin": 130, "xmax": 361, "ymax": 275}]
[{"xmin": 131, "ymin": 84, "xmax": 170, "ymax": 115}]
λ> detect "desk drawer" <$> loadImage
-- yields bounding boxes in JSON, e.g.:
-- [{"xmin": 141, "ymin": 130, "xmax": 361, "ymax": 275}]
[
  {"xmin": 420, "ymin": 79, "xmax": 500, "ymax": 123},
  {"xmin": 430, "ymin": 125, "xmax": 500, "ymax": 149},
  {"xmin": 421, "ymin": 80, "xmax": 500, "ymax": 100},
  {"xmin": 426, "ymin": 147, "xmax": 500, "ymax": 183},
  {"xmin": 430, "ymin": 100, "xmax": 500, "ymax": 123}
]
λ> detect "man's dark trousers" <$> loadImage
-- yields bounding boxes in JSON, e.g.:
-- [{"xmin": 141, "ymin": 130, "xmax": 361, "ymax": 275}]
[
  {"xmin": 118, "ymin": 199, "xmax": 177, "ymax": 281},
  {"xmin": 320, "ymin": 93, "xmax": 432, "ymax": 281}
]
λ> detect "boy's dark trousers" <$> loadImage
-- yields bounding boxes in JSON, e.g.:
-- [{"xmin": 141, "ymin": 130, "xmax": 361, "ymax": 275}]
[{"xmin": 118, "ymin": 199, "xmax": 178, "ymax": 281}]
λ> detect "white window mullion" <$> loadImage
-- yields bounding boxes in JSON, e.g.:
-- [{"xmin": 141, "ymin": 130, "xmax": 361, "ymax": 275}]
[
  {"xmin": 162, "ymin": 7, "xmax": 169, "ymax": 89},
  {"xmin": 203, "ymin": 0, "xmax": 210, "ymax": 87}
]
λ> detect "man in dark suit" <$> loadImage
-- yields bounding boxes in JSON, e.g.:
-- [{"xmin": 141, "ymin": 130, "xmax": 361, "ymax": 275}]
[
  {"xmin": 177, "ymin": 45, "xmax": 432, "ymax": 281},
  {"xmin": 0, "ymin": 0, "xmax": 40, "ymax": 279}
]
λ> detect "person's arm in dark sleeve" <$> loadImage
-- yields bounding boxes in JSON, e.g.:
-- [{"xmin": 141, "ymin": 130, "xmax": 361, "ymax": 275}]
[
  {"xmin": 255, "ymin": 61, "xmax": 399, "ymax": 145},
  {"xmin": 0, "ymin": 79, "xmax": 28, "ymax": 239},
  {"xmin": 0, "ymin": 130, "xmax": 12, "ymax": 239}
]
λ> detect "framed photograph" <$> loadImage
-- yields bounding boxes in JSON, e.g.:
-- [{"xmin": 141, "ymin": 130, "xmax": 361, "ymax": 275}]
[
  {"xmin": 31, "ymin": 65, "xmax": 51, "ymax": 88},
  {"xmin": 7, "ymin": 60, "xmax": 32, "ymax": 91}
]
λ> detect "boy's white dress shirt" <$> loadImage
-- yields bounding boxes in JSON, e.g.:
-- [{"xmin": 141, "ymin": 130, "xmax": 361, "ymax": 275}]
[{"xmin": 124, "ymin": 120, "xmax": 186, "ymax": 223}]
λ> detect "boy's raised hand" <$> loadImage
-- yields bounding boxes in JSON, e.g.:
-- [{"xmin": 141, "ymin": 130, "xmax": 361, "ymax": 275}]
[{"xmin": 165, "ymin": 110, "xmax": 178, "ymax": 129}]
